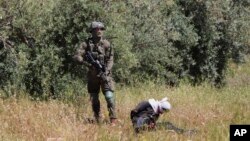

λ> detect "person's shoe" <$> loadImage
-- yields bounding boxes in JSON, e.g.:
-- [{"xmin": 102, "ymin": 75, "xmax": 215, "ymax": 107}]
[{"xmin": 95, "ymin": 116, "xmax": 102, "ymax": 124}]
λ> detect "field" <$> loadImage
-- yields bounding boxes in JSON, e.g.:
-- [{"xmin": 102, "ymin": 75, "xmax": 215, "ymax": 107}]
[{"xmin": 0, "ymin": 60, "xmax": 250, "ymax": 141}]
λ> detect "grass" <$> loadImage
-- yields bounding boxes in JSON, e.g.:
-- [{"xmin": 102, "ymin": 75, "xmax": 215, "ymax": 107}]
[{"xmin": 0, "ymin": 61, "xmax": 250, "ymax": 141}]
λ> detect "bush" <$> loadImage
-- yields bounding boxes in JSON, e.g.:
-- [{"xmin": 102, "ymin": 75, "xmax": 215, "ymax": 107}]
[{"xmin": 0, "ymin": 0, "xmax": 250, "ymax": 98}]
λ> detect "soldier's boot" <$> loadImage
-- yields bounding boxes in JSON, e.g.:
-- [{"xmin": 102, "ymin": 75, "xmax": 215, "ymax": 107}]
[
  {"xmin": 104, "ymin": 91, "xmax": 117, "ymax": 124},
  {"xmin": 90, "ymin": 93, "xmax": 101, "ymax": 123}
]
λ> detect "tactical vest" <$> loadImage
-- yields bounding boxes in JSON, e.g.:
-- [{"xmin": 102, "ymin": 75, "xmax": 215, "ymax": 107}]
[{"xmin": 86, "ymin": 38, "xmax": 112, "ymax": 65}]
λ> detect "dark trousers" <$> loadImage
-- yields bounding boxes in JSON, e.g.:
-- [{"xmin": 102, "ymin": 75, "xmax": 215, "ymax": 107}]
[{"xmin": 87, "ymin": 70, "xmax": 116, "ymax": 120}]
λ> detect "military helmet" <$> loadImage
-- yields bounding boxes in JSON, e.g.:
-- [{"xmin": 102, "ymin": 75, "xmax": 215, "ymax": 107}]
[{"xmin": 89, "ymin": 21, "xmax": 105, "ymax": 32}]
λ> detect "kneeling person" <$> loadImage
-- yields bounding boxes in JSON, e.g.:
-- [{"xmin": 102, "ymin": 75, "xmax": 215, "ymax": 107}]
[{"xmin": 130, "ymin": 97, "xmax": 171, "ymax": 133}]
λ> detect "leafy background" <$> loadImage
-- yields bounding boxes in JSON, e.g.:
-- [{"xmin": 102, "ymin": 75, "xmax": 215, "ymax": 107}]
[{"xmin": 1, "ymin": 0, "xmax": 250, "ymax": 99}]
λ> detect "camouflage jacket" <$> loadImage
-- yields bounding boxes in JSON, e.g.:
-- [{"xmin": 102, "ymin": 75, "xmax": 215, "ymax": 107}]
[{"xmin": 73, "ymin": 37, "xmax": 114, "ymax": 73}]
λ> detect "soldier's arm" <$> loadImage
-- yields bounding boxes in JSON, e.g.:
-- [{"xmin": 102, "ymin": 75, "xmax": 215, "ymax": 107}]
[
  {"xmin": 73, "ymin": 42, "xmax": 91, "ymax": 67},
  {"xmin": 106, "ymin": 51, "xmax": 113, "ymax": 71},
  {"xmin": 103, "ymin": 40, "xmax": 113, "ymax": 72}
]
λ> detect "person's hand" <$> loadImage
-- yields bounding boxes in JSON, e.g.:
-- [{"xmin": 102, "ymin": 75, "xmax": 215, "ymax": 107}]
[
  {"xmin": 98, "ymin": 71, "xmax": 106, "ymax": 78},
  {"xmin": 148, "ymin": 122, "xmax": 156, "ymax": 129}
]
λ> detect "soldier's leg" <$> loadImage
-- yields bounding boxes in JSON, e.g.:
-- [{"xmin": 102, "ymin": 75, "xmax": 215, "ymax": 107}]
[
  {"xmin": 104, "ymin": 91, "xmax": 116, "ymax": 119},
  {"xmin": 90, "ymin": 93, "xmax": 100, "ymax": 122},
  {"xmin": 101, "ymin": 76, "xmax": 117, "ymax": 121},
  {"xmin": 88, "ymin": 73, "xmax": 101, "ymax": 122}
]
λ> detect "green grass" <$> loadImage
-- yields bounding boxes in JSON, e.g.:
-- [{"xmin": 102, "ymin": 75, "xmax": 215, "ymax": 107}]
[{"xmin": 0, "ymin": 61, "xmax": 250, "ymax": 141}]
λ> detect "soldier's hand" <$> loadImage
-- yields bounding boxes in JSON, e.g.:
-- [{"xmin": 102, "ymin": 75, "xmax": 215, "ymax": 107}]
[
  {"xmin": 97, "ymin": 71, "xmax": 107, "ymax": 82},
  {"xmin": 98, "ymin": 71, "xmax": 105, "ymax": 77}
]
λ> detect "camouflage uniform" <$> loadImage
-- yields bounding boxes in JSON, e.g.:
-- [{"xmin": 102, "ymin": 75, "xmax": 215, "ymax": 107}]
[{"xmin": 73, "ymin": 21, "xmax": 117, "ymax": 122}]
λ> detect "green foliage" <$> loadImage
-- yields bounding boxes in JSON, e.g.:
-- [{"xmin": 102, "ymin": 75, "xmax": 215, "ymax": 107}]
[
  {"xmin": 101, "ymin": 1, "xmax": 138, "ymax": 83},
  {"xmin": 0, "ymin": 43, "xmax": 29, "ymax": 96},
  {"xmin": 227, "ymin": 0, "xmax": 250, "ymax": 63},
  {"xmin": 122, "ymin": 1, "xmax": 199, "ymax": 85},
  {"xmin": 0, "ymin": 0, "xmax": 250, "ymax": 98}
]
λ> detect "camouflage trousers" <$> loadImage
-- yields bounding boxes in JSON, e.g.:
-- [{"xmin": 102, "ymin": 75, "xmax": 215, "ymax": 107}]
[{"xmin": 87, "ymin": 71, "xmax": 116, "ymax": 121}]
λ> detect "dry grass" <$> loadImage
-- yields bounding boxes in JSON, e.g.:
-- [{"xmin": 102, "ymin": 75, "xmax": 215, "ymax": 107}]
[{"xmin": 0, "ymin": 61, "xmax": 250, "ymax": 141}]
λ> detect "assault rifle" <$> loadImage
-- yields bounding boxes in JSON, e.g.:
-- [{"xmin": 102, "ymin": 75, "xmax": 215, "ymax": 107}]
[
  {"xmin": 85, "ymin": 51, "xmax": 106, "ymax": 73},
  {"xmin": 84, "ymin": 51, "xmax": 109, "ymax": 85}
]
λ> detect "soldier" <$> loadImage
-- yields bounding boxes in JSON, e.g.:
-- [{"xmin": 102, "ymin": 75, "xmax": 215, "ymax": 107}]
[
  {"xmin": 73, "ymin": 21, "xmax": 117, "ymax": 124},
  {"xmin": 130, "ymin": 97, "xmax": 171, "ymax": 133}
]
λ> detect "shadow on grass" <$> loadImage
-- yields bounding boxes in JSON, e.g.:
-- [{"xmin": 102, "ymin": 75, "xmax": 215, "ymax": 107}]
[{"xmin": 156, "ymin": 121, "xmax": 198, "ymax": 135}]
